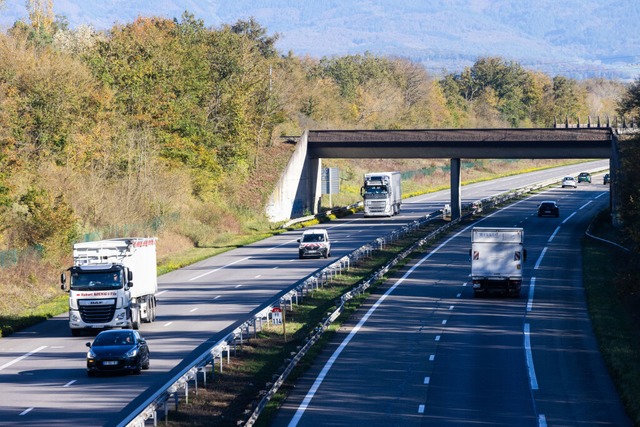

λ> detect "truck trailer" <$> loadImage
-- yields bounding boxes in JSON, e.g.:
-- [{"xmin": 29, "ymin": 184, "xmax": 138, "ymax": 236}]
[
  {"xmin": 360, "ymin": 171, "xmax": 402, "ymax": 217},
  {"xmin": 470, "ymin": 227, "xmax": 526, "ymax": 297},
  {"xmin": 60, "ymin": 237, "xmax": 158, "ymax": 336}
]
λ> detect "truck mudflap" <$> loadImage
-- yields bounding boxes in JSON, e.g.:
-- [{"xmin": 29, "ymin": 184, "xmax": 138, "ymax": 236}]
[{"xmin": 472, "ymin": 278, "xmax": 521, "ymax": 298}]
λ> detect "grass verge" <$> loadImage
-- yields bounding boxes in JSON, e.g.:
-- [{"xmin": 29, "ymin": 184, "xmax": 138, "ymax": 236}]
[{"xmin": 583, "ymin": 210, "xmax": 640, "ymax": 426}]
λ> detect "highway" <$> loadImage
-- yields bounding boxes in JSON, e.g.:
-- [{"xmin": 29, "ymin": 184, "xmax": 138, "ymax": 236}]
[
  {"xmin": 0, "ymin": 159, "xmax": 617, "ymax": 426},
  {"xmin": 271, "ymin": 163, "xmax": 631, "ymax": 426}
]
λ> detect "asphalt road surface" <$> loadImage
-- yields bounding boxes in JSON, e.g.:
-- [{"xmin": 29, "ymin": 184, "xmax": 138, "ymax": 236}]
[
  {"xmin": 0, "ymin": 160, "xmax": 616, "ymax": 426},
  {"xmin": 271, "ymin": 164, "xmax": 631, "ymax": 426}
]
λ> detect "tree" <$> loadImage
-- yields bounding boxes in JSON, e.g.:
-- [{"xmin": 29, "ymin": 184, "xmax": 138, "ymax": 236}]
[
  {"xmin": 229, "ymin": 17, "xmax": 279, "ymax": 58},
  {"xmin": 12, "ymin": 187, "xmax": 78, "ymax": 257},
  {"xmin": 617, "ymin": 77, "xmax": 640, "ymax": 119},
  {"xmin": 552, "ymin": 76, "xmax": 588, "ymax": 122}
]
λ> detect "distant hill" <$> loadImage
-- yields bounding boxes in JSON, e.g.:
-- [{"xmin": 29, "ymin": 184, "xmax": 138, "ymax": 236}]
[{"xmin": 1, "ymin": 0, "xmax": 639, "ymax": 80}]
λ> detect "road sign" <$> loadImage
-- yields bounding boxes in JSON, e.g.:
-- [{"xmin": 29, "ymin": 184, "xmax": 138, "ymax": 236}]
[
  {"xmin": 272, "ymin": 307, "xmax": 283, "ymax": 325},
  {"xmin": 321, "ymin": 167, "xmax": 339, "ymax": 195}
]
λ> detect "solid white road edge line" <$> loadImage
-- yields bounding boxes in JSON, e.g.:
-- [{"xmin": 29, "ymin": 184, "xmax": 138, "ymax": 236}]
[
  {"xmin": 524, "ymin": 323, "xmax": 539, "ymax": 390},
  {"xmin": 286, "ymin": 224, "xmax": 472, "ymax": 426},
  {"xmin": 527, "ymin": 277, "xmax": 536, "ymax": 312},
  {"xmin": 534, "ymin": 247, "xmax": 547, "ymax": 270}
]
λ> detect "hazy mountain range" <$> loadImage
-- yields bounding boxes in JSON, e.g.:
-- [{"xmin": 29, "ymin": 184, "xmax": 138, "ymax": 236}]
[{"xmin": 1, "ymin": 0, "xmax": 639, "ymax": 81}]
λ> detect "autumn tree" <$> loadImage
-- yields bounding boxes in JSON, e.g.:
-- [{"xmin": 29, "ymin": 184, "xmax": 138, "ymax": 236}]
[
  {"xmin": 552, "ymin": 75, "xmax": 588, "ymax": 123},
  {"xmin": 617, "ymin": 77, "xmax": 640, "ymax": 119}
]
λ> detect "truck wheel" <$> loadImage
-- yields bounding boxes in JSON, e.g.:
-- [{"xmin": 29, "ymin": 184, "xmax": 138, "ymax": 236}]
[
  {"xmin": 149, "ymin": 298, "xmax": 156, "ymax": 322},
  {"xmin": 132, "ymin": 307, "xmax": 141, "ymax": 330}
]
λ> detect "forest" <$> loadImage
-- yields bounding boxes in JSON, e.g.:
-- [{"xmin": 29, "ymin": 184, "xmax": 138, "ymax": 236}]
[{"xmin": 1, "ymin": 8, "xmax": 640, "ymax": 321}]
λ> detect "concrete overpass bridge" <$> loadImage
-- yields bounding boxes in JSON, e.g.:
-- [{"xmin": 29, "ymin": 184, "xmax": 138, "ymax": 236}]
[{"xmin": 266, "ymin": 127, "xmax": 619, "ymax": 223}]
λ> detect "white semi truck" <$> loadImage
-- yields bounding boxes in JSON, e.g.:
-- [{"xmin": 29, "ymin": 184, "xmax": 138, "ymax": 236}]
[
  {"xmin": 360, "ymin": 171, "xmax": 402, "ymax": 217},
  {"xmin": 470, "ymin": 227, "xmax": 526, "ymax": 297},
  {"xmin": 60, "ymin": 237, "xmax": 158, "ymax": 336}
]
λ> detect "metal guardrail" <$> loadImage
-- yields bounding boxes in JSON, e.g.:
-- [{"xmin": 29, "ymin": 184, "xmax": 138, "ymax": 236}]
[
  {"xmin": 117, "ymin": 210, "xmax": 441, "ymax": 427},
  {"xmin": 118, "ymin": 168, "xmax": 608, "ymax": 427}
]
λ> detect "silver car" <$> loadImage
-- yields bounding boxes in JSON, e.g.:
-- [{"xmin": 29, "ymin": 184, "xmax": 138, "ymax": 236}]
[{"xmin": 562, "ymin": 176, "xmax": 577, "ymax": 188}]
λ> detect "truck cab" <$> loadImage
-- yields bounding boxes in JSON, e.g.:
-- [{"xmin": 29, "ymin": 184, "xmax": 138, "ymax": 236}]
[{"xmin": 60, "ymin": 237, "xmax": 158, "ymax": 336}]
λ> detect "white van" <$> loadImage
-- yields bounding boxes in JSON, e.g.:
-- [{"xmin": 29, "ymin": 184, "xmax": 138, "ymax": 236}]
[{"xmin": 297, "ymin": 229, "xmax": 331, "ymax": 259}]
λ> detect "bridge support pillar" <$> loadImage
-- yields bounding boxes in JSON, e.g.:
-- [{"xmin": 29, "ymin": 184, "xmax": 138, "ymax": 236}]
[
  {"xmin": 451, "ymin": 158, "xmax": 461, "ymax": 220},
  {"xmin": 309, "ymin": 157, "xmax": 322, "ymax": 214}
]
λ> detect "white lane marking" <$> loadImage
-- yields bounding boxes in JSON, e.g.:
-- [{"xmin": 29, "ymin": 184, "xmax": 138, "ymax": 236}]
[
  {"xmin": 441, "ymin": 320, "xmax": 447, "ymax": 325},
  {"xmin": 463, "ymin": 282, "xmax": 467, "ymax": 287},
  {"xmin": 273, "ymin": 266, "xmax": 279, "ymax": 270},
  {"xmin": 449, "ymin": 305, "xmax": 454, "ymax": 310},
  {"xmin": 524, "ymin": 323, "xmax": 539, "ymax": 390},
  {"xmin": 190, "ymin": 308, "xmax": 198, "ymax": 313},
  {"xmin": 156, "ymin": 290, "xmax": 168, "ymax": 296},
  {"xmin": 429, "ymin": 355, "xmax": 435, "ymax": 361},
  {"xmin": 287, "ymin": 227, "xmax": 470, "ymax": 426},
  {"xmin": 255, "ymin": 275, "xmax": 261, "ymax": 278},
  {"xmin": 456, "ymin": 293, "xmax": 461, "ymax": 298},
  {"xmin": 424, "ymin": 377, "xmax": 430, "ymax": 384},
  {"xmin": 527, "ymin": 277, "xmax": 536, "ymax": 312},
  {"xmin": 435, "ymin": 335, "xmax": 441, "ymax": 341},
  {"xmin": 579, "ymin": 200, "xmax": 593, "ymax": 210},
  {"xmin": 289, "ymin": 212, "xmax": 539, "ymax": 424},
  {"xmin": 235, "ymin": 284, "xmax": 243, "ymax": 289},
  {"xmin": 214, "ymin": 295, "xmax": 221, "ymax": 300},
  {"xmin": 534, "ymin": 247, "xmax": 547, "ymax": 270},
  {"xmin": 548, "ymin": 226, "xmax": 560, "ymax": 243},
  {"xmin": 19, "ymin": 408, "xmax": 34, "ymax": 416},
  {"xmin": 164, "ymin": 322, "xmax": 173, "ymax": 327},
  {"xmin": 0, "ymin": 346, "xmax": 47, "ymax": 371},
  {"xmin": 63, "ymin": 380, "xmax": 76, "ymax": 387},
  {"xmin": 418, "ymin": 404, "xmax": 425, "ymax": 414},
  {"xmin": 595, "ymin": 192, "xmax": 607, "ymax": 199},
  {"xmin": 189, "ymin": 256, "xmax": 251, "ymax": 281},
  {"xmin": 538, "ymin": 414, "xmax": 547, "ymax": 427},
  {"xmin": 562, "ymin": 212, "xmax": 576, "ymax": 224}
]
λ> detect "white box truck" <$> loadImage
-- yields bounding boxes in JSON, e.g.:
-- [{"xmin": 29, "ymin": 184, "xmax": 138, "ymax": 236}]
[
  {"xmin": 360, "ymin": 171, "xmax": 402, "ymax": 217},
  {"xmin": 470, "ymin": 227, "xmax": 526, "ymax": 297},
  {"xmin": 60, "ymin": 237, "xmax": 158, "ymax": 336}
]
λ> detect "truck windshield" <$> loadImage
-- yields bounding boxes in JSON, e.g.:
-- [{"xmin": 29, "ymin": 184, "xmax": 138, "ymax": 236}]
[
  {"xmin": 364, "ymin": 185, "xmax": 388, "ymax": 194},
  {"xmin": 70, "ymin": 271, "xmax": 122, "ymax": 290}
]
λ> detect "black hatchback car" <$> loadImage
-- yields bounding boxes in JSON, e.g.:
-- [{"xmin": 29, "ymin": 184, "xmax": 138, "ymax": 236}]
[
  {"xmin": 537, "ymin": 201, "xmax": 559, "ymax": 217},
  {"xmin": 86, "ymin": 329, "xmax": 150, "ymax": 376}
]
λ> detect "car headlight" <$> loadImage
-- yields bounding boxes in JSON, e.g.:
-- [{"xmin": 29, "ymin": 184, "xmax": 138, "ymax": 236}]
[
  {"xmin": 87, "ymin": 349, "xmax": 96, "ymax": 359},
  {"xmin": 125, "ymin": 347, "xmax": 138, "ymax": 358}
]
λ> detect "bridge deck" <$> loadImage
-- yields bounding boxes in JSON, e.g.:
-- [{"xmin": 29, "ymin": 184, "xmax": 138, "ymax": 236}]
[{"xmin": 307, "ymin": 128, "xmax": 613, "ymax": 159}]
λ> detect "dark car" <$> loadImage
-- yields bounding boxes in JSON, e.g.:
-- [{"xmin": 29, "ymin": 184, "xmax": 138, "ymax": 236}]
[
  {"xmin": 603, "ymin": 173, "xmax": 611, "ymax": 184},
  {"xmin": 86, "ymin": 329, "xmax": 150, "ymax": 376},
  {"xmin": 577, "ymin": 172, "xmax": 591, "ymax": 183},
  {"xmin": 537, "ymin": 200, "xmax": 559, "ymax": 217}
]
